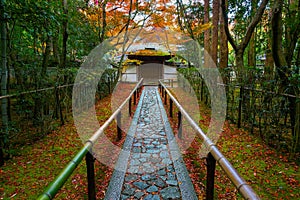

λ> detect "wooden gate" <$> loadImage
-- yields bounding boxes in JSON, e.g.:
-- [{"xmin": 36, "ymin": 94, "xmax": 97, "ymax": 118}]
[{"xmin": 137, "ymin": 63, "xmax": 163, "ymax": 85}]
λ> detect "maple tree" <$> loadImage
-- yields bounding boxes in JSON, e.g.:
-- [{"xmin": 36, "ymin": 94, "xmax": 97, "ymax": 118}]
[{"xmin": 80, "ymin": 0, "xmax": 177, "ymax": 41}]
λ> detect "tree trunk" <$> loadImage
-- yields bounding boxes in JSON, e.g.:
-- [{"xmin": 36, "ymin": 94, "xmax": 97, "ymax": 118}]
[
  {"xmin": 286, "ymin": 0, "xmax": 300, "ymax": 67},
  {"xmin": 204, "ymin": 0, "xmax": 210, "ymax": 67},
  {"xmin": 296, "ymin": 44, "xmax": 300, "ymax": 67},
  {"xmin": 248, "ymin": 33, "xmax": 256, "ymax": 68},
  {"xmin": 248, "ymin": 0, "xmax": 258, "ymax": 69},
  {"xmin": 118, "ymin": 0, "xmax": 133, "ymax": 78},
  {"xmin": 1, "ymin": 0, "xmax": 8, "ymax": 166},
  {"xmin": 219, "ymin": 0, "xmax": 228, "ymax": 82},
  {"xmin": 6, "ymin": 20, "xmax": 12, "ymax": 121},
  {"xmin": 236, "ymin": 49, "xmax": 245, "ymax": 81},
  {"xmin": 264, "ymin": 15, "xmax": 274, "ymax": 79},
  {"xmin": 176, "ymin": 0, "xmax": 185, "ymax": 33},
  {"xmin": 271, "ymin": 0, "xmax": 289, "ymax": 92},
  {"xmin": 99, "ymin": 1, "xmax": 107, "ymax": 43},
  {"xmin": 41, "ymin": 36, "xmax": 51, "ymax": 76},
  {"xmin": 52, "ymin": 29, "xmax": 60, "ymax": 65},
  {"xmin": 265, "ymin": 49, "xmax": 274, "ymax": 80},
  {"xmin": 211, "ymin": 0, "xmax": 219, "ymax": 65},
  {"xmin": 61, "ymin": 0, "xmax": 68, "ymax": 69},
  {"xmin": 271, "ymin": 0, "xmax": 287, "ymax": 75},
  {"xmin": 245, "ymin": 34, "xmax": 256, "ymax": 123}
]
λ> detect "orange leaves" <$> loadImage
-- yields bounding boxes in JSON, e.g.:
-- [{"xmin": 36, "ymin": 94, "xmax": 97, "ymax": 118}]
[
  {"xmin": 150, "ymin": 13, "xmax": 166, "ymax": 28},
  {"xmin": 192, "ymin": 22, "xmax": 212, "ymax": 35},
  {"xmin": 83, "ymin": 0, "xmax": 179, "ymax": 35}
]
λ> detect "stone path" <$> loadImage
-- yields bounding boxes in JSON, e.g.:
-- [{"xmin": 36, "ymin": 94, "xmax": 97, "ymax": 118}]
[{"xmin": 105, "ymin": 87, "xmax": 197, "ymax": 200}]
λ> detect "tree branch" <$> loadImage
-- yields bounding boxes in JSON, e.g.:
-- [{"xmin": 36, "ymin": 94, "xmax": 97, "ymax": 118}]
[
  {"xmin": 241, "ymin": 0, "xmax": 269, "ymax": 51},
  {"xmin": 221, "ymin": 0, "xmax": 237, "ymax": 51}
]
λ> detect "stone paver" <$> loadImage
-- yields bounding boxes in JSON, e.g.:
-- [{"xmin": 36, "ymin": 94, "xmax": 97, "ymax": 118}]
[
  {"xmin": 105, "ymin": 86, "xmax": 197, "ymax": 200},
  {"xmin": 121, "ymin": 87, "xmax": 182, "ymax": 199}
]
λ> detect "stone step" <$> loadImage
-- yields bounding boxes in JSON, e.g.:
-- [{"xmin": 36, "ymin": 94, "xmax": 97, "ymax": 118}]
[{"xmin": 105, "ymin": 86, "xmax": 197, "ymax": 200}]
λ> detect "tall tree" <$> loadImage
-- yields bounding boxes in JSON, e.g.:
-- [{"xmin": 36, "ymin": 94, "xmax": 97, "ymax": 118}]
[
  {"xmin": 271, "ymin": 0, "xmax": 300, "ymax": 86},
  {"xmin": 271, "ymin": 0, "xmax": 299, "ymax": 152},
  {"xmin": 264, "ymin": 20, "xmax": 274, "ymax": 79},
  {"xmin": 219, "ymin": 0, "xmax": 228, "ymax": 80},
  {"xmin": 271, "ymin": 0, "xmax": 287, "ymax": 72},
  {"xmin": 61, "ymin": 0, "xmax": 68, "ymax": 69},
  {"xmin": 211, "ymin": 0, "xmax": 219, "ymax": 64},
  {"xmin": 248, "ymin": 1, "xmax": 258, "ymax": 68},
  {"xmin": 284, "ymin": 0, "xmax": 300, "ymax": 67},
  {"xmin": 0, "ymin": 0, "xmax": 8, "ymax": 166},
  {"xmin": 204, "ymin": 0, "xmax": 210, "ymax": 67},
  {"xmin": 99, "ymin": 0, "xmax": 107, "ymax": 43}
]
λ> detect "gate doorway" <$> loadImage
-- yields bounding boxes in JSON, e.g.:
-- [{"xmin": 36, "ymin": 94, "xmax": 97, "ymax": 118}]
[
  {"xmin": 121, "ymin": 64, "xmax": 177, "ymax": 84},
  {"xmin": 137, "ymin": 63, "xmax": 163, "ymax": 85}
]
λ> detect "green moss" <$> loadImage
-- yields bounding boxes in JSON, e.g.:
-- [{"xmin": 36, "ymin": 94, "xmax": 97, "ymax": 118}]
[{"xmin": 129, "ymin": 49, "xmax": 170, "ymax": 56}]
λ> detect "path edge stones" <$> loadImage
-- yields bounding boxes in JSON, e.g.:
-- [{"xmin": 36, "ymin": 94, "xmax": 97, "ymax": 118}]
[
  {"xmin": 155, "ymin": 88, "xmax": 198, "ymax": 200},
  {"xmin": 104, "ymin": 89, "xmax": 146, "ymax": 200}
]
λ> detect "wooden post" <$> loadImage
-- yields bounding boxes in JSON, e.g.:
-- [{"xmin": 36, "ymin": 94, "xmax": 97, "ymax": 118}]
[
  {"xmin": 164, "ymin": 90, "xmax": 167, "ymax": 105},
  {"xmin": 117, "ymin": 112, "xmax": 122, "ymax": 140},
  {"xmin": 129, "ymin": 97, "xmax": 132, "ymax": 116},
  {"xmin": 178, "ymin": 111, "xmax": 182, "ymax": 139},
  {"xmin": 206, "ymin": 152, "xmax": 216, "ymax": 200},
  {"xmin": 169, "ymin": 98, "xmax": 173, "ymax": 118},
  {"xmin": 86, "ymin": 152, "xmax": 96, "ymax": 200},
  {"xmin": 133, "ymin": 91, "xmax": 136, "ymax": 105}
]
